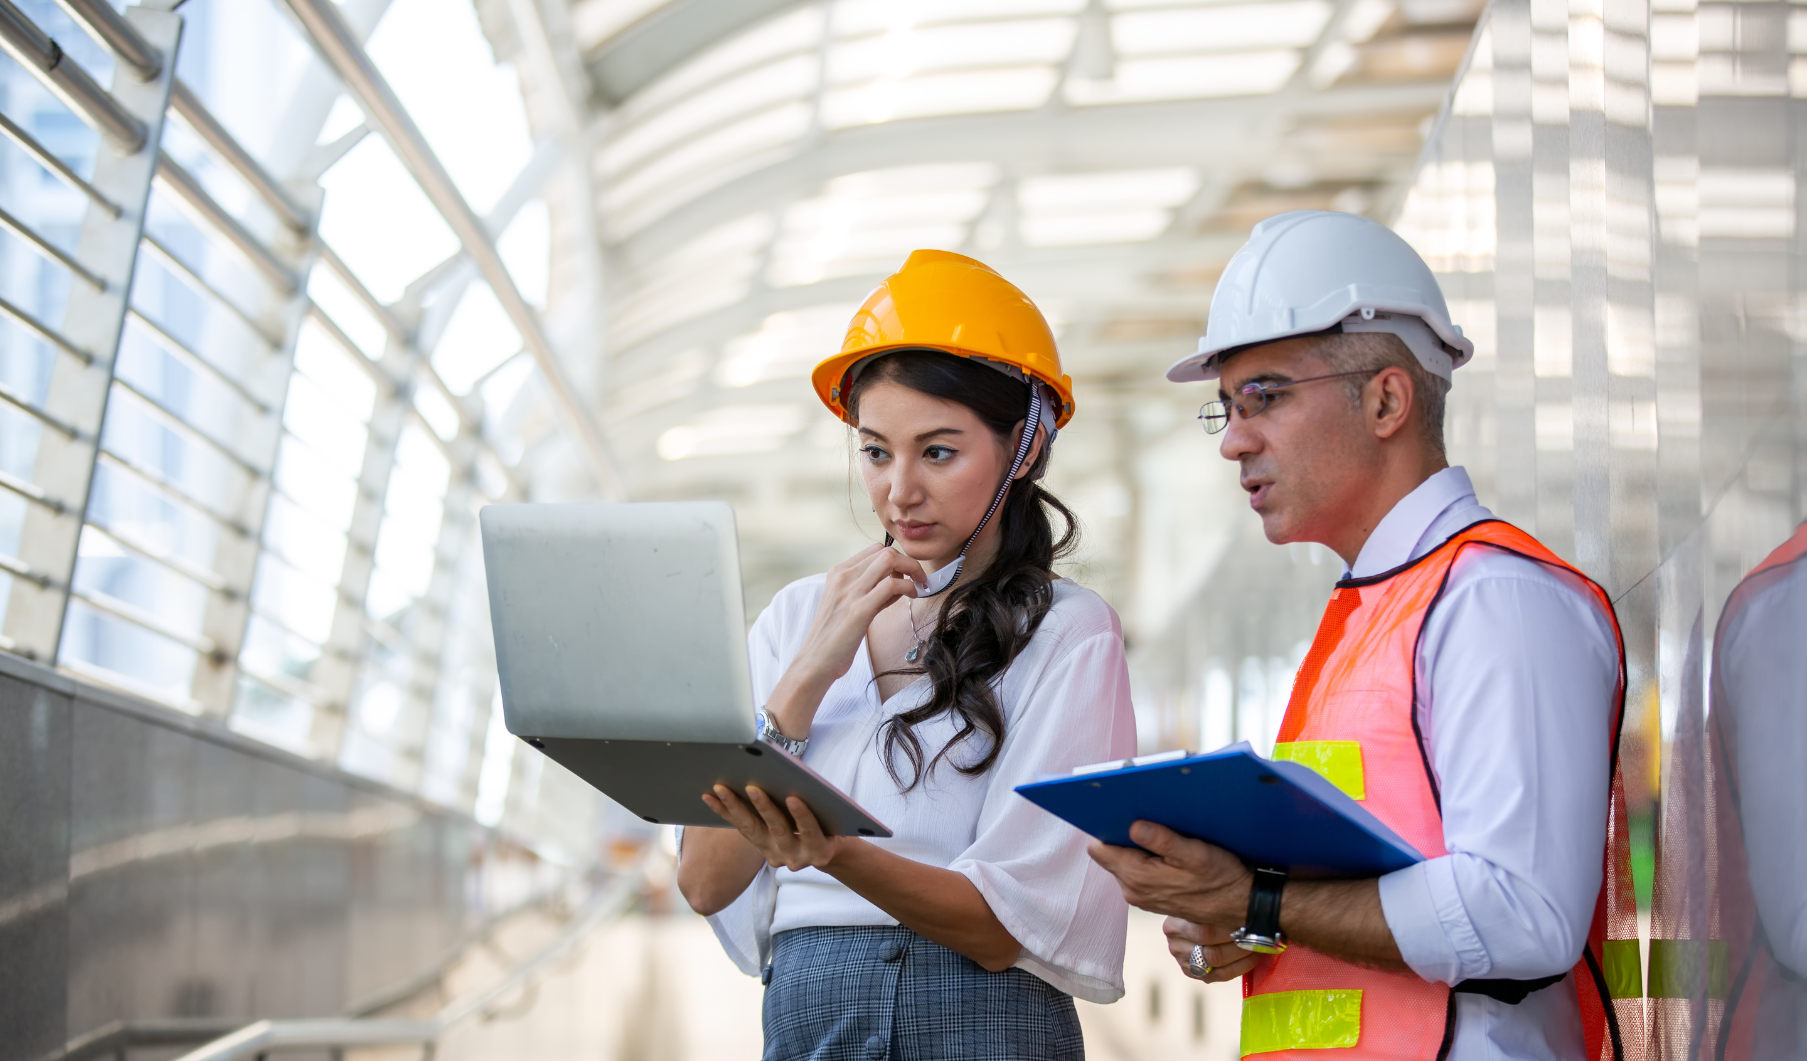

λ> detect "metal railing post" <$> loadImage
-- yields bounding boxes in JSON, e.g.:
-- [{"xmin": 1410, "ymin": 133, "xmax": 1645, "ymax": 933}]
[
  {"xmin": 0, "ymin": 0, "xmax": 147, "ymax": 151},
  {"xmin": 0, "ymin": 6, "xmax": 182, "ymax": 662}
]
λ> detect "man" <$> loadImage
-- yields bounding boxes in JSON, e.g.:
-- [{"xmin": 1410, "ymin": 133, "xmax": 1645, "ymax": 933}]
[{"xmin": 1088, "ymin": 211, "xmax": 1639, "ymax": 1060}]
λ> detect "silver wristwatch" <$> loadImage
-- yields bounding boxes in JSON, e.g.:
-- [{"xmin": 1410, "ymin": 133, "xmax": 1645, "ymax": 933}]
[{"xmin": 755, "ymin": 710, "xmax": 809, "ymax": 757}]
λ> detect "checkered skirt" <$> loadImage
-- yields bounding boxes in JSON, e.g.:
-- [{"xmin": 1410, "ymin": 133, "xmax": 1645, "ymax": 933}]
[{"xmin": 761, "ymin": 925, "xmax": 1083, "ymax": 1061}]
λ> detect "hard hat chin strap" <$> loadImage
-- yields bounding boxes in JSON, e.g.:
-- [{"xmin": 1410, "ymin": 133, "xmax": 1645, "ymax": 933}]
[{"xmin": 884, "ymin": 384, "xmax": 1045, "ymax": 599}]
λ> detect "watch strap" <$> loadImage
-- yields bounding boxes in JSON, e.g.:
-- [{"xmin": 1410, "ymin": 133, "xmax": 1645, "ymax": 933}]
[{"xmin": 1232, "ymin": 866, "xmax": 1288, "ymax": 954}]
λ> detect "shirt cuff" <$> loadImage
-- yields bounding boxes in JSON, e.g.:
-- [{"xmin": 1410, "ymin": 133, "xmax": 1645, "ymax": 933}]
[{"xmin": 1378, "ymin": 857, "xmax": 1485, "ymax": 985}]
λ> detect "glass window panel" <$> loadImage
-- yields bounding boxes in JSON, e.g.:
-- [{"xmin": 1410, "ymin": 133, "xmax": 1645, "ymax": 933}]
[
  {"xmin": 307, "ymin": 268, "xmax": 390, "ymax": 360},
  {"xmin": 821, "ymin": 67, "xmax": 1060, "ymax": 128},
  {"xmin": 318, "ymin": 137, "xmax": 461, "ymax": 303},
  {"xmin": 115, "ymin": 323, "xmax": 262, "ymax": 445},
  {"xmin": 496, "ymin": 199, "xmax": 549, "ymax": 308},
  {"xmin": 414, "ymin": 387, "xmax": 460, "ymax": 442},
  {"xmin": 69, "ymin": 529, "xmax": 209, "ymax": 638},
  {"xmin": 366, "ymin": 0, "xmax": 534, "ymax": 214},
  {"xmin": 293, "ymin": 321, "xmax": 378, "ymax": 421},
  {"xmin": 826, "ymin": 19, "xmax": 1078, "ymax": 84},
  {"xmin": 272, "ymin": 436, "xmax": 359, "ymax": 530},
  {"xmin": 60, "ymin": 603, "xmax": 198, "ymax": 709},
  {"xmin": 1064, "ymin": 50, "xmax": 1304, "ymax": 104},
  {"xmin": 833, "ymin": 0, "xmax": 1084, "ymax": 35},
  {"xmin": 86, "ymin": 461, "xmax": 225, "ymax": 573},
  {"xmin": 1110, "ymin": 3, "xmax": 1333, "ymax": 56},
  {"xmin": 431, "ymin": 282, "xmax": 520, "ymax": 394},
  {"xmin": 100, "ymin": 386, "xmax": 250, "ymax": 514},
  {"xmin": 238, "ymin": 612, "xmax": 327, "ymax": 689},
  {"xmin": 230, "ymin": 674, "xmax": 315, "ymax": 754},
  {"xmin": 251, "ymin": 550, "xmax": 338, "ymax": 645},
  {"xmin": 263, "ymin": 491, "xmax": 349, "ymax": 585},
  {"xmin": 282, "ymin": 373, "xmax": 370, "ymax": 476},
  {"xmin": 602, "ymin": 54, "xmax": 819, "ymax": 177},
  {"xmin": 623, "ymin": 7, "xmax": 826, "ymax": 120}
]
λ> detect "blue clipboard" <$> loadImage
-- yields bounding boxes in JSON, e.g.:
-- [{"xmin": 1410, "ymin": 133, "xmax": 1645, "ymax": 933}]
[{"xmin": 1015, "ymin": 742, "xmax": 1425, "ymax": 877}]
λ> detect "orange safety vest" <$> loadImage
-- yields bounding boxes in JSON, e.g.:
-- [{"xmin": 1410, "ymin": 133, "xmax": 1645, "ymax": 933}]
[{"xmin": 1242, "ymin": 520, "xmax": 1639, "ymax": 1061}]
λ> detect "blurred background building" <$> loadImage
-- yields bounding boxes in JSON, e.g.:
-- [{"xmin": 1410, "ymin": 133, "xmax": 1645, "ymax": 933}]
[{"xmin": 0, "ymin": 0, "xmax": 1800, "ymax": 1057}]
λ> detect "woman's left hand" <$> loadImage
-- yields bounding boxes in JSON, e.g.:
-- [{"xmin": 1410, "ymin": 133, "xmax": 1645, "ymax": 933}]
[{"xmin": 702, "ymin": 784, "xmax": 852, "ymax": 871}]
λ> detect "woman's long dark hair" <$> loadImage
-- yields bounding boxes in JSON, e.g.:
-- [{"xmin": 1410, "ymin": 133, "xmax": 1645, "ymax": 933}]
[{"xmin": 846, "ymin": 349, "xmax": 1079, "ymax": 791}]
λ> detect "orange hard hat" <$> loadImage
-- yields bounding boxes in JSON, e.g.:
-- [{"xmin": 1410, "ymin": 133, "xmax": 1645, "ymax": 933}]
[{"xmin": 811, "ymin": 249, "xmax": 1076, "ymax": 428}]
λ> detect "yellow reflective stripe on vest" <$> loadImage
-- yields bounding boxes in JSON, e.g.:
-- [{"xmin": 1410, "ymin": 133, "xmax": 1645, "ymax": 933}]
[
  {"xmin": 1602, "ymin": 939, "xmax": 1645, "ymax": 999},
  {"xmin": 1272, "ymin": 741, "xmax": 1366, "ymax": 800},
  {"xmin": 1241, "ymin": 989, "xmax": 1362, "ymax": 1056},
  {"xmin": 1648, "ymin": 939, "xmax": 1727, "ymax": 1000}
]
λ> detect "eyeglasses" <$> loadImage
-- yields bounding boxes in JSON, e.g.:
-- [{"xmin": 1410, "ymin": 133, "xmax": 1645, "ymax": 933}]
[{"xmin": 1197, "ymin": 370, "xmax": 1377, "ymax": 434}]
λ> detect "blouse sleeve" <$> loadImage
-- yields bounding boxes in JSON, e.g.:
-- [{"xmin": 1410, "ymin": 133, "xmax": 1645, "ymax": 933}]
[
  {"xmin": 946, "ymin": 625, "xmax": 1139, "ymax": 1003},
  {"xmin": 698, "ymin": 588, "xmax": 798, "ymax": 976}
]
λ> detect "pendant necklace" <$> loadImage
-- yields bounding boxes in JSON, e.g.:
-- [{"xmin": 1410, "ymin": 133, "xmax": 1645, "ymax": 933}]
[{"xmin": 905, "ymin": 597, "xmax": 930, "ymax": 663}]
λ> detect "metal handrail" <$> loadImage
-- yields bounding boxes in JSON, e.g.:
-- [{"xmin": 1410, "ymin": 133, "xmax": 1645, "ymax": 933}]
[
  {"xmin": 0, "ymin": 0, "xmax": 146, "ymax": 152},
  {"xmin": 170, "ymin": 873, "xmax": 639, "ymax": 1061},
  {"xmin": 0, "ymin": 291, "xmax": 93, "ymax": 364},
  {"xmin": 0, "ymin": 201, "xmax": 107, "ymax": 289},
  {"xmin": 170, "ymin": 80, "xmax": 310, "ymax": 231},
  {"xmin": 0, "ymin": 109, "xmax": 120, "ymax": 215},
  {"xmin": 52, "ymin": 0, "xmax": 161, "ymax": 81},
  {"xmin": 154, "ymin": 152, "xmax": 299, "ymax": 294}
]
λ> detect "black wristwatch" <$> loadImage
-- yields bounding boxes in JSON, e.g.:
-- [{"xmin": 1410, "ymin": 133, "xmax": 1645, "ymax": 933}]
[{"xmin": 1231, "ymin": 867, "xmax": 1288, "ymax": 954}]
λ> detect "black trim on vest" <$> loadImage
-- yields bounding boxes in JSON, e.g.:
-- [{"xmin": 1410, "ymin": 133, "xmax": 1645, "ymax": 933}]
[
  {"xmin": 1453, "ymin": 973, "xmax": 1564, "ymax": 1004},
  {"xmin": 1434, "ymin": 990, "xmax": 1457, "ymax": 1061}
]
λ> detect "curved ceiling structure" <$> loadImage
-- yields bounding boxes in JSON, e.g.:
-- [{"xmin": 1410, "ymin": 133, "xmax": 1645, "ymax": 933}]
[{"xmin": 493, "ymin": 0, "xmax": 1484, "ymax": 627}]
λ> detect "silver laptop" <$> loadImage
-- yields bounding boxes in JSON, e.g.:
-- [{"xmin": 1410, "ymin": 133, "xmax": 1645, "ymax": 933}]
[{"xmin": 479, "ymin": 501, "xmax": 889, "ymax": 837}]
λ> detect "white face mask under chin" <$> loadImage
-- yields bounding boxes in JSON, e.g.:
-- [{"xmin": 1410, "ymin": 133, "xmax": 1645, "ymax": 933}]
[{"xmin": 885, "ymin": 384, "xmax": 1045, "ymax": 600}]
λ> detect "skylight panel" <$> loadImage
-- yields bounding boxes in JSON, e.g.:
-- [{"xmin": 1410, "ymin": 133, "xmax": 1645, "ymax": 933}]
[
  {"xmin": 1017, "ymin": 168, "xmax": 1197, "ymax": 247},
  {"xmin": 1019, "ymin": 168, "xmax": 1200, "ymax": 212},
  {"xmin": 572, "ymin": 0, "xmax": 673, "ymax": 52},
  {"xmin": 1064, "ymin": 50, "xmax": 1303, "ymax": 104},
  {"xmin": 604, "ymin": 103, "xmax": 812, "ymax": 236},
  {"xmin": 1111, "ymin": 2, "xmax": 1333, "ymax": 56},
  {"xmin": 833, "ymin": 0, "xmax": 1085, "ymax": 36},
  {"xmin": 766, "ymin": 166, "xmax": 999, "ymax": 287},
  {"xmin": 612, "ymin": 215, "xmax": 775, "ymax": 348},
  {"xmin": 716, "ymin": 306, "xmax": 857, "ymax": 388},
  {"xmin": 623, "ymin": 7, "xmax": 826, "ymax": 120},
  {"xmin": 827, "ymin": 19, "xmax": 1078, "ymax": 83},
  {"xmin": 604, "ymin": 54, "xmax": 819, "ymax": 177},
  {"xmin": 822, "ymin": 67, "xmax": 1060, "ymax": 128},
  {"xmin": 1021, "ymin": 210, "xmax": 1176, "ymax": 246},
  {"xmin": 657, "ymin": 405, "xmax": 808, "ymax": 460}
]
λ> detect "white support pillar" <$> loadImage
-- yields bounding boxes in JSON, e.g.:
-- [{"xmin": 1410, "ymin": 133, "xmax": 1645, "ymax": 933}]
[{"xmin": 2, "ymin": 7, "xmax": 181, "ymax": 662}]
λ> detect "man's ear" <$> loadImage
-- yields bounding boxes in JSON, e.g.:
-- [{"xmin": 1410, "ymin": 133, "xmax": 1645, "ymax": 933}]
[{"xmin": 1368, "ymin": 366, "xmax": 1416, "ymax": 442}]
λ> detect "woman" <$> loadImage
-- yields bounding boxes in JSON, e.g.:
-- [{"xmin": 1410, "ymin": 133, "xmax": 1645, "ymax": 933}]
[{"xmin": 677, "ymin": 250, "xmax": 1136, "ymax": 1061}]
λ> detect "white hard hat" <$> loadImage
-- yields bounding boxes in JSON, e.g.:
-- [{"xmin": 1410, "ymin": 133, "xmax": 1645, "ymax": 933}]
[{"xmin": 1166, "ymin": 210, "xmax": 1473, "ymax": 383}]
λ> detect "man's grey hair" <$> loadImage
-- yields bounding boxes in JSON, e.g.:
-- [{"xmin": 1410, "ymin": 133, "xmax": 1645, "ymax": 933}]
[{"xmin": 1308, "ymin": 331, "xmax": 1449, "ymax": 456}]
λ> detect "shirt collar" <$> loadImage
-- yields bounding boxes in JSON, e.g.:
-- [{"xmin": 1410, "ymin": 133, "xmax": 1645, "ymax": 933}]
[{"xmin": 1346, "ymin": 466, "xmax": 1489, "ymax": 579}]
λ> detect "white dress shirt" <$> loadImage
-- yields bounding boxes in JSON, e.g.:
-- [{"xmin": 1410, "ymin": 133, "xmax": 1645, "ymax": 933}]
[
  {"xmin": 701, "ymin": 574, "xmax": 1139, "ymax": 1003},
  {"xmin": 1359, "ymin": 468, "xmax": 1621, "ymax": 1060}
]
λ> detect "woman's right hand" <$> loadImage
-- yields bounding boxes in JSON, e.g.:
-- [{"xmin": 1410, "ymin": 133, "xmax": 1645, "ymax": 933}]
[{"xmin": 765, "ymin": 544, "xmax": 926, "ymax": 738}]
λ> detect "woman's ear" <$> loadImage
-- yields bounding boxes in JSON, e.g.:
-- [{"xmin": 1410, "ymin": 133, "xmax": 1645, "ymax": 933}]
[{"xmin": 1011, "ymin": 422, "xmax": 1049, "ymax": 481}]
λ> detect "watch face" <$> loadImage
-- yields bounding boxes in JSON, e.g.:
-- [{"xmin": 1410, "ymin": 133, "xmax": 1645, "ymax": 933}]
[{"xmin": 1231, "ymin": 928, "xmax": 1287, "ymax": 955}]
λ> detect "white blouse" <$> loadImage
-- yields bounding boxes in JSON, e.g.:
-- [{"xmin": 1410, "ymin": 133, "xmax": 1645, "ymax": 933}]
[{"xmin": 700, "ymin": 573, "xmax": 1137, "ymax": 1003}]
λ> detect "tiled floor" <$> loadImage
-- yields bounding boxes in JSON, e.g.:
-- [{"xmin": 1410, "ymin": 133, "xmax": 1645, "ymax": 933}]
[{"xmin": 411, "ymin": 907, "xmax": 1240, "ymax": 1061}]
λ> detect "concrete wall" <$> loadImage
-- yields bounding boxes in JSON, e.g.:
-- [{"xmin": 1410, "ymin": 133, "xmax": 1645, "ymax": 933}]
[{"xmin": 0, "ymin": 651, "xmax": 527, "ymax": 1061}]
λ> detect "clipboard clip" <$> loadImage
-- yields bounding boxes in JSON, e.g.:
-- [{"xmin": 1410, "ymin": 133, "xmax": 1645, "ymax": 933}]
[{"xmin": 1232, "ymin": 866, "xmax": 1289, "ymax": 954}]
